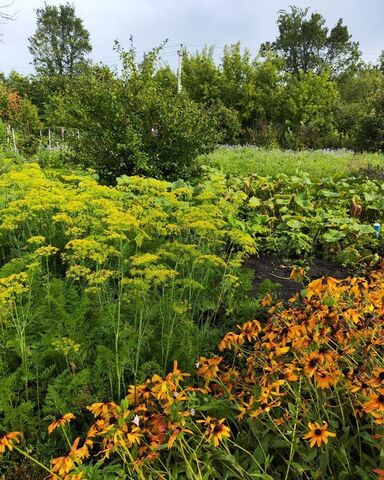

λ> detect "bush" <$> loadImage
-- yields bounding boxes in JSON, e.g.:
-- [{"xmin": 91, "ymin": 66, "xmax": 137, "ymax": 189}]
[{"xmin": 46, "ymin": 47, "xmax": 220, "ymax": 183}]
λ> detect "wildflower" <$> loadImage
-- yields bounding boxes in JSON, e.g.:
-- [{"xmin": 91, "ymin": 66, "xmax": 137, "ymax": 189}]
[
  {"xmin": 370, "ymin": 368, "xmax": 384, "ymax": 388},
  {"xmin": 281, "ymin": 364, "xmax": 298, "ymax": 382},
  {"xmin": 128, "ymin": 382, "xmax": 155, "ymax": 406},
  {"xmin": 303, "ymin": 352, "xmax": 321, "ymax": 376},
  {"xmin": 167, "ymin": 426, "xmax": 193, "ymax": 449},
  {"xmin": 239, "ymin": 320, "xmax": 262, "ymax": 342},
  {"xmin": 317, "ymin": 346, "xmax": 336, "ymax": 364},
  {"xmin": 51, "ymin": 455, "xmax": 75, "ymax": 476},
  {"xmin": 303, "ymin": 421, "xmax": 336, "ymax": 447},
  {"xmin": 27, "ymin": 235, "xmax": 46, "ymax": 245},
  {"xmin": 261, "ymin": 293, "xmax": 273, "ymax": 307},
  {"xmin": 198, "ymin": 356, "xmax": 222, "ymax": 379},
  {"xmin": 315, "ymin": 368, "xmax": 341, "ymax": 389},
  {"xmin": 364, "ymin": 389, "xmax": 384, "ymax": 413},
  {"xmin": 166, "ymin": 360, "xmax": 190, "ymax": 384},
  {"xmin": 48, "ymin": 413, "xmax": 75, "ymax": 434},
  {"xmin": 0, "ymin": 431, "xmax": 22, "ymax": 454},
  {"xmin": 35, "ymin": 245, "xmax": 59, "ymax": 257},
  {"xmin": 198, "ymin": 417, "xmax": 230, "ymax": 447},
  {"xmin": 87, "ymin": 401, "xmax": 118, "ymax": 419},
  {"xmin": 290, "ymin": 266, "xmax": 306, "ymax": 282},
  {"xmin": 219, "ymin": 331, "xmax": 243, "ymax": 351},
  {"xmin": 70, "ymin": 437, "xmax": 90, "ymax": 461},
  {"xmin": 114, "ymin": 425, "xmax": 143, "ymax": 448}
]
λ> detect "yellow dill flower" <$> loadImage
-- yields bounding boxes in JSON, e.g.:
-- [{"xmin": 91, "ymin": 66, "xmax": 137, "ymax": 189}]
[
  {"xmin": 131, "ymin": 253, "xmax": 159, "ymax": 266},
  {"xmin": 35, "ymin": 245, "xmax": 59, "ymax": 257},
  {"xmin": 197, "ymin": 254, "xmax": 227, "ymax": 268},
  {"xmin": 27, "ymin": 236, "xmax": 46, "ymax": 245}
]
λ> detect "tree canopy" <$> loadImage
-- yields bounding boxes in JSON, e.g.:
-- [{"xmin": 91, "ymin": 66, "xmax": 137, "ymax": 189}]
[
  {"xmin": 28, "ymin": 2, "xmax": 92, "ymax": 77},
  {"xmin": 261, "ymin": 6, "xmax": 362, "ymax": 75}
]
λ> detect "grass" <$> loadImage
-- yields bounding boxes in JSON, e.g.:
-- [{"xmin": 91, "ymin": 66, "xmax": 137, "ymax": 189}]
[{"xmin": 202, "ymin": 146, "xmax": 384, "ymax": 180}]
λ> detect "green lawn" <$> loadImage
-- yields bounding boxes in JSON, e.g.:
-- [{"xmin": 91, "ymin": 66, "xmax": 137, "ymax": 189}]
[{"xmin": 202, "ymin": 146, "xmax": 384, "ymax": 180}]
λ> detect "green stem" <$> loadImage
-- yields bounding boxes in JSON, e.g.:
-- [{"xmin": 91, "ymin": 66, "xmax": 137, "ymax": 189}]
[{"xmin": 13, "ymin": 445, "xmax": 58, "ymax": 478}]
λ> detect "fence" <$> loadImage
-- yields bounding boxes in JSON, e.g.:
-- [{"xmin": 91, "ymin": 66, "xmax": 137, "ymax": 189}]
[{"xmin": 0, "ymin": 125, "xmax": 80, "ymax": 153}]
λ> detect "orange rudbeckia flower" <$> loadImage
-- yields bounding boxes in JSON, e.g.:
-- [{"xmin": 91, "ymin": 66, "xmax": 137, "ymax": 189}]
[
  {"xmin": 48, "ymin": 413, "xmax": 75, "ymax": 434},
  {"xmin": 364, "ymin": 389, "xmax": 384, "ymax": 413},
  {"xmin": 303, "ymin": 421, "xmax": 336, "ymax": 448},
  {"xmin": 198, "ymin": 356, "xmax": 222, "ymax": 379},
  {"xmin": 0, "ymin": 431, "xmax": 22, "ymax": 455},
  {"xmin": 198, "ymin": 417, "xmax": 230, "ymax": 447}
]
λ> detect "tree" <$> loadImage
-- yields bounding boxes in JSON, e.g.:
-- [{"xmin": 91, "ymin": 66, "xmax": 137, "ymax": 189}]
[
  {"xmin": 281, "ymin": 71, "xmax": 339, "ymax": 148},
  {"xmin": 336, "ymin": 67, "xmax": 384, "ymax": 148},
  {"xmin": 182, "ymin": 46, "xmax": 221, "ymax": 103},
  {"xmin": 45, "ymin": 45, "xmax": 220, "ymax": 182},
  {"xmin": 356, "ymin": 88, "xmax": 384, "ymax": 151},
  {"xmin": 261, "ymin": 6, "xmax": 361, "ymax": 75},
  {"xmin": 0, "ymin": 82, "xmax": 41, "ymax": 153},
  {"xmin": 28, "ymin": 2, "xmax": 92, "ymax": 77}
]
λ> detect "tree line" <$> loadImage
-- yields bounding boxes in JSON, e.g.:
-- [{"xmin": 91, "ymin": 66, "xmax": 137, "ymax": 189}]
[{"xmin": 0, "ymin": 3, "xmax": 383, "ymax": 181}]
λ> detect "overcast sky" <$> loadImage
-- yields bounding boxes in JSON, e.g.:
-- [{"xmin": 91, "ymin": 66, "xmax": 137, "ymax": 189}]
[{"xmin": 0, "ymin": 0, "xmax": 383, "ymax": 75}]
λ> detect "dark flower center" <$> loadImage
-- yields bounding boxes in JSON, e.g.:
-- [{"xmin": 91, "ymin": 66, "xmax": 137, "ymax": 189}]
[
  {"xmin": 55, "ymin": 414, "xmax": 63, "ymax": 421},
  {"xmin": 314, "ymin": 428, "xmax": 322, "ymax": 436},
  {"xmin": 378, "ymin": 395, "xmax": 384, "ymax": 404},
  {"xmin": 213, "ymin": 424, "xmax": 222, "ymax": 434},
  {"xmin": 309, "ymin": 359, "xmax": 318, "ymax": 368},
  {"xmin": 379, "ymin": 372, "xmax": 384, "ymax": 381}
]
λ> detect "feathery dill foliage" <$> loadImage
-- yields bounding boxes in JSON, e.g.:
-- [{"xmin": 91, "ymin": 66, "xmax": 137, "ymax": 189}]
[{"xmin": 0, "ymin": 159, "xmax": 254, "ymax": 443}]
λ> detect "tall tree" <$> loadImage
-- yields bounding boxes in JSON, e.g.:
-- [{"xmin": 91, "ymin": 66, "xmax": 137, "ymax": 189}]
[
  {"xmin": 28, "ymin": 2, "xmax": 92, "ymax": 77},
  {"xmin": 261, "ymin": 6, "xmax": 361, "ymax": 75}
]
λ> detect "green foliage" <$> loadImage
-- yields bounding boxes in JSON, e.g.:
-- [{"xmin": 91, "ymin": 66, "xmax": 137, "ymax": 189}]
[
  {"xmin": 205, "ymin": 146, "xmax": 384, "ymax": 180},
  {"xmin": 0, "ymin": 83, "xmax": 42, "ymax": 154},
  {"xmin": 356, "ymin": 88, "xmax": 384, "ymax": 152},
  {"xmin": 0, "ymin": 160, "xmax": 256, "ymax": 450},
  {"xmin": 28, "ymin": 2, "xmax": 92, "ymax": 77},
  {"xmin": 335, "ymin": 67, "xmax": 384, "ymax": 150},
  {"xmin": 282, "ymin": 71, "xmax": 339, "ymax": 148},
  {"xmin": 46, "ymin": 45, "xmax": 220, "ymax": 182},
  {"xmin": 261, "ymin": 6, "xmax": 362, "ymax": 75}
]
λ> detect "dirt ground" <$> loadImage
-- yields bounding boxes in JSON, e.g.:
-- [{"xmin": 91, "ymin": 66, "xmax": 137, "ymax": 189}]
[{"xmin": 245, "ymin": 254, "xmax": 350, "ymax": 301}]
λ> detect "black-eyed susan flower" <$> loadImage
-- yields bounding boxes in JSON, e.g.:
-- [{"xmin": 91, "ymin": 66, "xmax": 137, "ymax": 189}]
[
  {"xmin": 198, "ymin": 417, "xmax": 230, "ymax": 447},
  {"xmin": 207, "ymin": 418, "xmax": 230, "ymax": 447},
  {"xmin": 370, "ymin": 368, "xmax": 384, "ymax": 388},
  {"xmin": 364, "ymin": 389, "xmax": 384, "ymax": 413},
  {"xmin": 197, "ymin": 356, "xmax": 222, "ymax": 379},
  {"xmin": 0, "ymin": 431, "xmax": 22, "ymax": 454},
  {"xmin": 87, "ymin": 401, "xmax": 118, "ymax": 419},
  {"xmin": 303, "ymin": 352, "xmax": 321, "ymax": 377},
  {"xmin": 303, "ymin": 421, "xmax": 336, "ymax": 447},
  {"xmin": 51, "ymin": 454, "xmax": 75, "ymax": 476},
  {"xmin": 315, "ymin": 368, "xmax": 340, "ymax": 389},
  {"xmin": 48, "ymin": 413, "xmax": 75, "ymax": 434}
]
